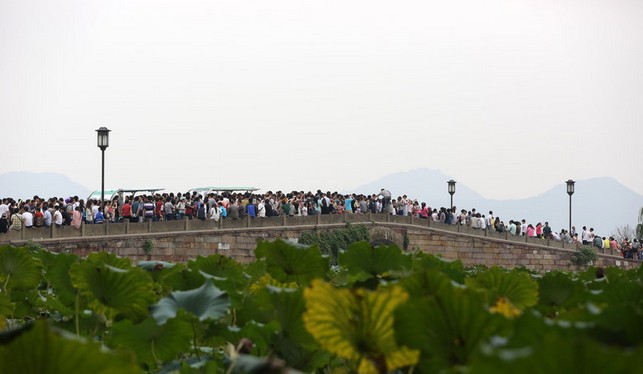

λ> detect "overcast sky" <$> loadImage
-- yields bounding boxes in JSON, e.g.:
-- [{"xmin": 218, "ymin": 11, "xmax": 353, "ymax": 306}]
[{"xmin": 1, "ymin": 0, "xmax": 642, "ymax": 200}]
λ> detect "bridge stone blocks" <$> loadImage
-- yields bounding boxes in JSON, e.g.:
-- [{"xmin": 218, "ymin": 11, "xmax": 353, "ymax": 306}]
[{"xmin": 1, "ymin": 214, "xmax": 638, "ymax": 271}]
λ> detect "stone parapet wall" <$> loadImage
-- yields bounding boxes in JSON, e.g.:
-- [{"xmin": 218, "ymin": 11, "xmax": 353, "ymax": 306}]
[
  {"xmin": 404, "ymin": 226, "xmax": 633, "ymax": 272},
  {"xmin": 2, "ymin": 217, "xmax": 637, "ymax": 271}
]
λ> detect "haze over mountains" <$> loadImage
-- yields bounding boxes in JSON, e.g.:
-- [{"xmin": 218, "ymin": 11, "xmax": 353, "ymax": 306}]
[
  {"xmin": 0, "ymin": 172, "xmax": 91, "ymax": 202},
  {"xmin": 1, "ymin": 169, "xmax": 641, "ymax": 236},
  {"xmin": 349, "ymin": 169, "xmax": 642, "ymax": 236}
]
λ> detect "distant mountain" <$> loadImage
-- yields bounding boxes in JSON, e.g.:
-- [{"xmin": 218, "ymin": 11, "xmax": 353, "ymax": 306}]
[
  {"xmin": 349, "ymin": 169, "xmax": 643, "ymax": 236},
  {"xmin": 0, "ymin": 172, "xmax": 91, "ymax": 201}
]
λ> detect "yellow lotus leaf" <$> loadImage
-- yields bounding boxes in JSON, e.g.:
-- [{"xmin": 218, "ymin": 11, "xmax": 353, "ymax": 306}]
[
  {"xmin": 489, "ymin": 296, "xmax": 521, "ymax": 318},
  {"xmin": 248, "ymin": 273, "xmax": 298, "ymax": 293},
  {"xmin": 303, "ymin": 279, "xmax": 419, "ymax": 373}
]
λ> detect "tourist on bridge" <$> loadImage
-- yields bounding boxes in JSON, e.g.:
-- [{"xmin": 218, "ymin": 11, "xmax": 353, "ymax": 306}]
[
  {"xmin": 377, "ymin": 188, "xmax": 391, "ymax": 213},
  {"xmin": 0, "ymin": 213, "xmax": 8, "ymax": 233}
]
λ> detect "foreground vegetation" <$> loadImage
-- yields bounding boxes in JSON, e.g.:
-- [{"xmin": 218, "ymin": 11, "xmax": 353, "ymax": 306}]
[{"xmin": 0, "ymin": 239, "xmax": 641, "ymax": 373}]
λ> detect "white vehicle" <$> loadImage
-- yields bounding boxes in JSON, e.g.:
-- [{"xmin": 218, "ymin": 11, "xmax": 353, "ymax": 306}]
[{"xmin": 87, "ymin": 188, "xmax": 165, "ymax": 204}]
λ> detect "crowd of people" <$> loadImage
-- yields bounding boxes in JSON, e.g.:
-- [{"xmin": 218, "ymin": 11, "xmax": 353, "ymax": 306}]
[{"xmin": 0, "ymin": 188, "xmax": 640, "ymax": 260}]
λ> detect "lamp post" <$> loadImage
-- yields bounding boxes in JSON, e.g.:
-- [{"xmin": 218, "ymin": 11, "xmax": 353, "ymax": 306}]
[
  {"xmin": 566, "ymin": 179, "xmax": 575, "ymax": 233},
  {"xmin": 96, "ymin": 127, "xmax": 110, "ymax": 210},
  {"xmin": 447, "ymin": 180, "xmax": 456, "ymax": 210}
]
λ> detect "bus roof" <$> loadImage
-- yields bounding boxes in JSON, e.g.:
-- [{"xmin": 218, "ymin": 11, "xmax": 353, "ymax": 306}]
[
  {"xmin": 190, "ymin": 186, "xmax": 260, "ymax": 193},
  {"xmin": 87, "ymin": 188, "xmax": 165, "ymax": 201}
]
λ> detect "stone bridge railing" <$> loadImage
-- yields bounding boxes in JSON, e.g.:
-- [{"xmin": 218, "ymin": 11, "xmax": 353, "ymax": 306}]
[
  {"xmin": 1, "ymin": 213, "xmax": 637, "ymax": 271},
  {"xmin": 0, "ymin": 213, "xmax": 611, "ymax": 253}
]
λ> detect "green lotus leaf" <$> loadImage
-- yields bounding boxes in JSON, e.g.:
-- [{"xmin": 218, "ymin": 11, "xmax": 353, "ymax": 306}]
[
  {"xmin": 265, "ymin": 286, "xmax": 316, "ymax": 348},
  {"xmin": 0, "ymin": 321, "xmax": 142, "ymax": 374},
  {"xmin": 137, "ymin": 261, "xmax": 187, "ymax": 295},
  {"xmin": 0, "ymin": 294, "xmax": 11, "ymax": 327},
  {"xmin": 155, "ymin": 265, "xmax": 204, "ymax": 292},
  {"xmin": 339, "ymin": 241, "xmax": 411, "ymax": 279},
  {"xmin": 411, "ymin": 252, "xmax": 465, "ymax": 284},
  {"xmin": 303, "ymin": 279, "xmax": 419, "ymax": 373},
  {"xmin": 0, "ymin": 245, "xmax": 42, "ymax": 292},
  {"xmin": 205, "ymin": 320, "xmax": 281, "ymax": 357},
  {"xmin": 396, "ymin": 270, "xmax": 504, "ymax": 372},
  {"xmin": 41, "ymin": 252, "xmax": 80, "ymax": 306},
  {"xmin": 465, "ymin": 267, "xmax": 539, "ymax": 310},
  {"xmin": 86, "ymin": 251, "xmax": 133, "ymax": 269},
  {"xmin": 536, "ymin": 271, "xmax": 586, "ymax": 318},
  {"xmin": 255, "ymin": 239, "xmax": 329, "ymax": 285},
  {"xmin": 107, "ymin": 315, "xmax": 192, "ymax": 367},
  {"xmin": 70, "ymin": 261, "xmax": 156, "ymax": 322},
  {"xmin": 471, "ymin": 321, "xmax": 640, "ymax": 374},
  {"xmin": 589, "ymin": 275, "xmax": 643, "ymax": 346},
  {"xmin": 398, "ymin": 267, "xmax": 455, "ymax": 299},
  {"xmin": 188, "ymin": 255, "xmax": 246, "ymax": 291},
  {"xmin": 151, "ymin": 279, "xmax": 229, "ymax": 325},
  {"xmin": 249, "ymin": 286, "xmax": 329, "ymax": 371}
]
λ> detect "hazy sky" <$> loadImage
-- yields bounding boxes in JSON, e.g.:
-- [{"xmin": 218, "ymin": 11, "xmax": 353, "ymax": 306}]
[{"xmin": 2, "ymin": 0, "xmax": 642, "ymax": 200}]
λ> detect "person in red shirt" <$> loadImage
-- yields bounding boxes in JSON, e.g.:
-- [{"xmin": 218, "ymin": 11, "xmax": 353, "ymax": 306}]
[
  {"xmin": 155, "ymin": 196, "xmax": 164, "ymax": 221},
  {"xmin": 33, "ymin": 208, "xmax": 44, "ymax": 227},
  {"xmin": 121, "ymin": 199, "xmax": 133, "ymax": 223},
  {"xmin": 536, "ymin": 223, "xmax": 543, "ymax": 238}
]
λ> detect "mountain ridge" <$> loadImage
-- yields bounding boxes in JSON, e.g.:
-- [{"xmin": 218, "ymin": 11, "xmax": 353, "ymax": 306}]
[{"xmin": 349, "ymin": 168, "xmax": 643, "ymax": 236}]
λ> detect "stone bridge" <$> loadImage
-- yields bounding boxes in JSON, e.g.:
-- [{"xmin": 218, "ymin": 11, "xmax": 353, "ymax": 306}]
[{"xmin": 0, "ymin": 213, "xmax": 637, "ymax": 271}]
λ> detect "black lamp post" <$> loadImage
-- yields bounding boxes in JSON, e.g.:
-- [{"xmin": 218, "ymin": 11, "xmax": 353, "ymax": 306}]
[
  {"xmin": 566, "ymin": 179, "xmax": 575, "ymax": 233},
  {"xmin": 447, "ymin": 180, "xmax": 456, "ymax": 210},
  {"xmin": 96, "ymin": 127, "xmax": 110, "ymax": 210}
]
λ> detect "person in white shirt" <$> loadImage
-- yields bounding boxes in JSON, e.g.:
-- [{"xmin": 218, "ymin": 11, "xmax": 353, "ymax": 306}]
[
  {"xmin": 53, "ymin": 205, "xmax": 63, "ymax": 227},
  {"xmin": 257, "ymin": 200, "xmax": 266, "ymax": 218},
  {"xmin": 487, "ymin": 211, "xmax": 494, "ymax": 229},
  {"xmin": 209, "ymin": 204, "xmax": 220, "ymax": 222},
  {"xmin": 0, "ymin": 199, "xmax": 9, "ymax": 220},
  {"xmin": 43, "ymin": 206, "xmax": 52, "ymax": 227},
  {"xmin": 521, "ymin": 219, "xmax": 528, "ymax": 236},
  {"xmin": 22, "ymin": 208, "xmax": 34, "ymax": 228},
  {"xmin": 92, "ymin": 202, "xmax": 99, "ymax": 221}
]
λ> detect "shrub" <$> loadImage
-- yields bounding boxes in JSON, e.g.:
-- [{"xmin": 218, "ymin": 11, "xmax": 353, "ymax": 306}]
[
  {"xmin": 299, "ymin": 224, "xmax": 370, "ymax": 264},
  {"xmin": 570, "ymin": 245, "xmax": 597, "ymax": 266}
]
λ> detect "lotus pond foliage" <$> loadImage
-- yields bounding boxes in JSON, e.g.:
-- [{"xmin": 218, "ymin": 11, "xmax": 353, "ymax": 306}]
[{"xmin": 0, "ymin": 236, "xmax": 641, "ymax": 373}]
